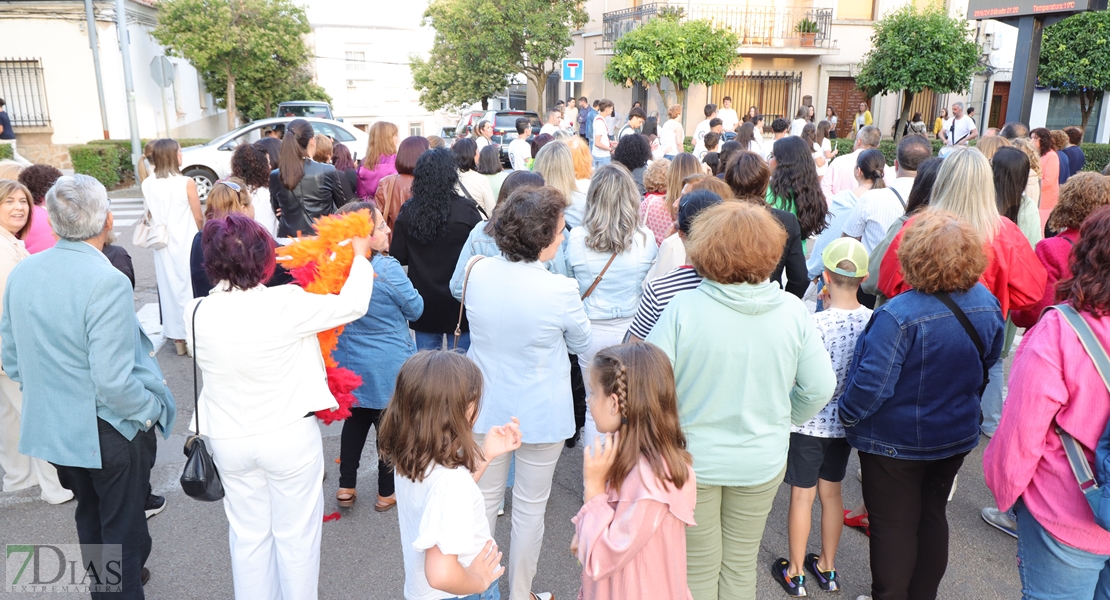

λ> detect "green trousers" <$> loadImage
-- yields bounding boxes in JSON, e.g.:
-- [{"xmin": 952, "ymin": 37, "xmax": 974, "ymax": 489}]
[{"xmin": 686, "ymin": 465, "xmax": 786, "ymax": 600}]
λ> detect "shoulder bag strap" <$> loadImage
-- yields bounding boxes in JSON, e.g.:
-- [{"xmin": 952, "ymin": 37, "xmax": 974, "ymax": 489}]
[
  {"xmin": 191, "ymin": 300, "xmax": 203, "ymax": 437},
  {"xmin": 581, "ymin": 252, "xmax": 619, "ymax": 301},
  {"xmin": 1048, "ymin": 304, "xmax": 1110, "ymax": 494},
  {"xmin": 457, "ymin": 182, "xmax": 489, "ymax": 220},
  {"xmin": 890, "ymin": 187, "xmax": 906, "ymax": 210},
  {"xmin": 454, "ymin": 255, "xmax": 486, "ymax": 349},
  {"xmin": 933, "ymin": 291, "xmax": 989, "ymax": 393}
]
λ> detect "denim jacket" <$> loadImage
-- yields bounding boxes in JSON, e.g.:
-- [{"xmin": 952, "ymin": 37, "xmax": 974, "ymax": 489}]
[
  {"xmin": 839, "ymin": 285, "xmax": 1004, "ymax": 460},
  {"xmin": 333, "ymin": 254, "xmax": 424, "ymax": 410},
  {"xmin": 565, "ymin": 226, "xmax": 657, "ymax": 320},
  {"xmin": 449, "ymin": 221, "xmax": 569, "ymax": 301}
]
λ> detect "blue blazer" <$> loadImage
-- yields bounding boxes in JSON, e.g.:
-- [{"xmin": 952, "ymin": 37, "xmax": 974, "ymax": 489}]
[{"xmin": 1, "ymin": 240, "xmax": 176, "ymax": 469}]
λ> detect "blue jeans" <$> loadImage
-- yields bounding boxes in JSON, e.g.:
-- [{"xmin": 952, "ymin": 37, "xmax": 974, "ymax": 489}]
[
  {"xmin": 592, "ymin": 156, "xmax": 611, "ymax": 168},
  {"xmin": 454, "ymin": 581, "xmax": 501, "ymax": 600},
  {"xmin": 414, "ymin": 331, "xmax": 470, "ymax": 352},
  {"xmin": 1016, "ymin": 499, "xmax": 1110, "ymax": 599},
  {"xmin": 981, "ymin": 358, "xmax": 1006, "ymax": 435}
]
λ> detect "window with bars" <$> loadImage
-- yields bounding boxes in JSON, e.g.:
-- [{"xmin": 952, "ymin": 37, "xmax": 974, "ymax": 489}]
[
  {"xmin": 710, "ymin": 71, "xmax": 802, "ymax": 130},
  {"xmin": 409, "ymin": 122, "xmax": 423, "ymax": 137},
  {"xmin": 345, "ymin": 51, "xmax": 366, "ymax": 72},
  {"xmin": 0, "ymin": 59, "xmax": 50, "ymax": 127}
]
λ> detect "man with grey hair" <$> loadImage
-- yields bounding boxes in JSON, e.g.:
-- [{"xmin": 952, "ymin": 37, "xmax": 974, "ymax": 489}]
[
  {"xmin": 942, "ymin": 101, "xmax": 978, "ymax": 151},
  {"xmin": 1, "ymin": 174, "xmax": 176, "ymax": 596},
  {"xmin": 821, "ymin": 124, "xmax": 892, "ymax": 198}
]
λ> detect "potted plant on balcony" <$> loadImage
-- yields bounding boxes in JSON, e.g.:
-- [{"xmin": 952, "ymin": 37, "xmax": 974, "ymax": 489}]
[{"xmin": 795, "ymin": 18, "xmax": 819, "ymax": 47}]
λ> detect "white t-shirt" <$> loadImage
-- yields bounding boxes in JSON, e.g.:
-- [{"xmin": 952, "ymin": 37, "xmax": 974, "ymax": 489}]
[
  {"xmin": 747, "ymin": 139, "xmax": 763, "ymax": 156},
  {"xmin": 790, "ymin": 118, "xmax": 806, "ymax": 137},
  {"xmin": 539, "ymin": 123, "xmax": 560, "ymax": 136},
  {"xmin": 660, "ymin": 119, "xmax": 684, "ymax": 156},
  {"xmin": 718, "ymin": 108, "xmax": 739, "ymax": 132},
  {"xmin": 813, "ymin": 141, "xmax": 828, "ymax": 177},
  {"xmin": 945, "ymin": 115, "xmax": 977, "ymax": 146},
  {"xmin": 475, "ymin": 137, "xmax": 490, "ymax": 152},
  {"xmin": 592, "ymin": 115, "xmax": 611, "ymax": 158},
  {"xmin": 617, "ymin": 124, "xmax": 638, "ymax": 141},
  {"xmin": 508, "ymin": 138, "xmax": 532, "ymax": 171},
  {"xmin": 692, "ymin": 119, "xmax": 711, "ymax": 150},
  {"xmin": 397, "ymin": 464, "xmax": 494, "ymax": 600},
  {"xmin": 793, "ymin": 306, "xmax": 873, "ymax": 438},
  {"xmin": 842, "ymin": 176, "xmax": 916, "ymax": 253}
]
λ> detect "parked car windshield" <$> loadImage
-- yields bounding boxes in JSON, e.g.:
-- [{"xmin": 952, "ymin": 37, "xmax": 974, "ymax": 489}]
[
  {"xmin": 495, "ymin": 114, "xmax": 541, "ymax": 130},
  {"xmin": 279, "ymin": 104, "xmax": 330, "ymax": 118}
]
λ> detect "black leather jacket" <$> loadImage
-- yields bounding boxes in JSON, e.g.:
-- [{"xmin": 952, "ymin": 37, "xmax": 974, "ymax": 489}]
[{"xmin": 269, "ymin": 160, "xmax": 347, "ymax": 237}]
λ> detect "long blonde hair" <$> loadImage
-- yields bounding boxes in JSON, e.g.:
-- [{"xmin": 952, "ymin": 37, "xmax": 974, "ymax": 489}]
[
  {"xmin": 0, "ymin": 160, "xmax": 23, "ymax": 180},
  {"xmin": 532, "ymin": 142, "xmax": 576, "ymax": 205},
  {"xmin": 930, "ymin": 147, "xmax": 1000, "ymax": 242},
  {"xmin": 665, "ymin": 153, "xmax": 702, "ymax": 218},
  {"xmin": 583, "ymin": 163, "xmax": 644, "ymax": 253},
  {"xmin": 364, "ymin": 121, "xmax": 398, "ymax": 168},
  {"xmin": 1011, "ymin": 137, "xmax": 1043, "ymax": 179}
]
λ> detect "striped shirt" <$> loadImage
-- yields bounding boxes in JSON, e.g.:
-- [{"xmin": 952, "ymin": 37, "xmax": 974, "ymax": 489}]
[{"xmin": 626, "ymin": 266, "xmax": 703, "ymax": 340}]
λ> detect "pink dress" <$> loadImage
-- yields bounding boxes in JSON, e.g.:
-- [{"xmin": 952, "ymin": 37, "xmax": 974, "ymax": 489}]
[
  {"xmin": 983, "ymin": 308, "xmax": 1110, "ymax": 554},
  {"xmin": 1039, "ymin": 151, "xmax": 1061, "ymax": 227},
  {"xmin": 573, "ymin": 457, "xmax": 696, "ymax": 600},
  {"xmin": 23, "ymin": 204, "xmax": 55, "ymax": 254},
  {"xmin": 356, "ymin": 154, "xmax": 398, "ymax": 200},
  {"xmin": 640, "ymin": 193, "xmax": 674, "ymax": 246}
]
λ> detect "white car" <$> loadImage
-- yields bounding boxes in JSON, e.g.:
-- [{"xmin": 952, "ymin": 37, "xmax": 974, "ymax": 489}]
[{"xmin": 180, "ymin": 117, "xmax": 369, "ymax": 199}]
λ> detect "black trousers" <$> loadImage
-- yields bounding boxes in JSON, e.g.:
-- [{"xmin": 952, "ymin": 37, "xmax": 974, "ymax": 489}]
[
  {"xmin": 859, "ymin": 450, "xmax": 969, "ymax": 600},
  {"xmin": 338, "ymin": 407, "xmax": 394, "ymax": 496},
  {"xmin": 569, "ymin": 353, "xmax": 586, "ymax": 436},
  {"xmin": 53, "ymin": 419, "xmax": 154, "ymax": 600}
]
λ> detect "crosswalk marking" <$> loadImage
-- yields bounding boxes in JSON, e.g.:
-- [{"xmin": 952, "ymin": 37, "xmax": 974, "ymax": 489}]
[{"xmin": 110, "ymin": 197, "xmax": 145, "ymax": 228}]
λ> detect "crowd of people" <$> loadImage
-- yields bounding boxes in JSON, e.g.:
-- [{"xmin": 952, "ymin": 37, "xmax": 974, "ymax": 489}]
[{"xmin": 1, "ymin": 96, "xmax": 1110, "ymax": 600}]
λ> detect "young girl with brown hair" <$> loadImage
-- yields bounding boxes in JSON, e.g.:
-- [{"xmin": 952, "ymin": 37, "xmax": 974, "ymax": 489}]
[
  {"xmin": 378, "ymin": 351, "xmax": 522, "ymax": 600},
  {"xmin": 572, "ymin": 342, "xmax": 697, "ymax": 600}
]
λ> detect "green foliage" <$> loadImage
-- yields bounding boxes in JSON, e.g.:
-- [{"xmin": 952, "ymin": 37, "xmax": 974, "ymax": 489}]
[
  {"xmin": 831, "ymin": 136, "xmax": 945, "ymax": 165},
  {"xmin": 411, "ymin": 0, "xmax": 587, "ymax": 113},
  {"xmin": 69, "ymin": 145, "xmax": 121, "ymax": 188},
  {"xmin": 605, "ymin": 17, "xmax": 740, "ymax": 111},
  {"xmin": 153, "ymin": 0, "xmax": 317, "ymax": 127},
  {"xmin": 1080, "ymin": 143, "xmax": 1110, "ymax": 173},
  {"xmin": 0, "ymin": 144, "xmax": 11, "ymax": 160},
  {"xmin": 684, "ymin": 136, "xmax": 693, "ymax": 153},
  {"xmin": 795, "ymin": 18, "xmax": 819, "ymax": 34},
  {"xmin": 856, "ymin": 4, "xmax": 980, "ymax": 140},
  {"xmin": 1039, "ymin": 12, "xmax": 1110, "ymax": 130},
  {"xmin": 87, "ymin": 138, "xmax": 210, "ymax": 178}
]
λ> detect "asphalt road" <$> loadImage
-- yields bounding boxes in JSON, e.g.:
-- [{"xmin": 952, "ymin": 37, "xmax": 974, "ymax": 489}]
[{"xmin": 0, "ymin": 188, "xmax": 1022, "ymax": 599}]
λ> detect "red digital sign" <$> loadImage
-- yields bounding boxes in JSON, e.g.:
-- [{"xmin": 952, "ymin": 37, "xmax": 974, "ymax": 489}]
[{"xmin": 968, "ymin": 0, "xmax": 1086, "ymax": 18}]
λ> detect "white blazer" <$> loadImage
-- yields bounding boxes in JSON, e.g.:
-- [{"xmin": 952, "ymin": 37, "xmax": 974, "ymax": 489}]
[{"xmin": 185, "ymin": 256, "xmax": 373, "ymax": 439}]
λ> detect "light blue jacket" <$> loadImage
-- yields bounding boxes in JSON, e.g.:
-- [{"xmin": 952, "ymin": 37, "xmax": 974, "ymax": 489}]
[
  {"xmin": 1, "ymin": 241, "xmax": 176, "ymax": 469},
  {"xmin": 807, "ymin": 189, "xmax": 861, "ymax": 279},
  {"xmin": 333, "ymin": 254, "xmax": 424, "ymax": 410},
  {"xmin": 449, "ymin": 221, "xmax": 569, "ymax": 301},
  {"xmin": 565, "ymin": 226, "xmax": 657, "ymax": 320}
]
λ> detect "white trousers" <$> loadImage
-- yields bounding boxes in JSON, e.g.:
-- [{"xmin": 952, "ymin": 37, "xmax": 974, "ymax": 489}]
[
  {"xmin": 0, "ymin": 372, "xmax": 72, "ymax": 503},
  {"xmin": 209, "ymin": 417, "xmax": 324, "ymax": 600},
  {"xmin": 579, "ymin": 317, "xmax": 633, "ymax": 449},
  {"xmin": 474, "ymin": 436, "xmax": 563, "ymax": 600}
]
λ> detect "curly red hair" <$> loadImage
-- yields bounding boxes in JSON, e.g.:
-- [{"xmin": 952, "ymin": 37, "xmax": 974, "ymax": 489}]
[
  {"xmin": 898, "ymin": 210, "xmax": 988, "ymax": 294},
  {"xmin": 1057, "ymin": 205, "xmax": 1110, "ymax": 316}
]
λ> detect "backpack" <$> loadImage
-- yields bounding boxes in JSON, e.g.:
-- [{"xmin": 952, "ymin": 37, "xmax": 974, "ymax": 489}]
[{"xmin": 1053, "ymin": 304, "xmax": 1110, "ymax": 531}]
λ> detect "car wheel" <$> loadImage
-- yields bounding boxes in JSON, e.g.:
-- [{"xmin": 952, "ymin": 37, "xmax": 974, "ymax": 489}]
[{"xmin": 184, "ymin": 168, "xmax": 217, "ymax": 201}]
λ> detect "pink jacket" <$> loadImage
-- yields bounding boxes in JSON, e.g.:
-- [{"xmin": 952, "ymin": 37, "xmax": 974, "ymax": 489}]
[
  {"xmin": 356, "ymin": 154, "xmax": 397, "ymax": 200},
  {"xmin": 983, "ymin": 308, "xmax": 1110, "ymax": 554},
  {"xmin": 572, "ymin": 457, "xmax": 696, "ymax": 600},
  {"xmin": 23, "ymin": 204, "xmax": 56, "ymax": 254},
  {"xmin": 1011, "ymin": 229, "xmax": 1078, "ymax": 328}
]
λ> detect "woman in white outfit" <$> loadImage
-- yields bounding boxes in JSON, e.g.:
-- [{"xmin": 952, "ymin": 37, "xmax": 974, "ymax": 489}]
[
  {"xmin": 565, "ymin": 163, "xmax": 657, "ymax": 447},
  {"xmin": 465, "ymin": 186, "xmax": 591, "ymax": 600},
  {"xmin": 186, "ymin": 213, "xmax": 373, "ymax": 600},
  {"xmin": 141, "ymin": 138, "xmax": 203, "ymax": 355},
  {"xmin": 0, "ymin": 180, "xmax": 72, "ymax": 504}
]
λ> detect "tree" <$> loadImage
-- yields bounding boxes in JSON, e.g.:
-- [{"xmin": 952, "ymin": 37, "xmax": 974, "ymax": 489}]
[
  {"xmin": 1039, "ymin": 11, "xmax": 1110, "ymax": 132},
  {"xmin": 604, "ymin": 13, "xmax": 740, "ymax": 121},
  {"xmin": 153, "ymin": 0, "xmax": 317, "ymax": 129},
  {"xmin": 855, "ymin": 4, "xmax": 980, "ymax": 142},
  {"xmin": 410, "ymin": 0, "xmax": 515, "ymax": 112},
  {"xmin": 410, "ymin": 0, "xmax": 587, "ymax": 114}
]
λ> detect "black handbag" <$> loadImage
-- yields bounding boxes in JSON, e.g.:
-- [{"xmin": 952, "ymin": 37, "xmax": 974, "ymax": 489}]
[{"xmin": 180, "ymin": 300, "xmax": 225, "ymax": 501}]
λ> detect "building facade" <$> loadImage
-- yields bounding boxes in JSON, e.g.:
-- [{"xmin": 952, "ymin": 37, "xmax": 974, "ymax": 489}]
[{"xmin": 0, "ymin": 0, "xmax": 225, "ymax": 169}]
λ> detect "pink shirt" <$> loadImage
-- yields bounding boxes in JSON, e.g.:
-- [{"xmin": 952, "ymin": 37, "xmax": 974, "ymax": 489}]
[
  {"xmin": 23, "ymin": 204, "xmax": 56, "ymax": 254},
  {"xmin": 572, "ymin": 457, "xmax": 696, "ymax": 600},
  {"xmin": 356, "ymin": 154, "xmax": 397, "ymax": 200},
  {"xmin": 1039, "ymin": 151, "xmax": 1061, "ymax": 227},
  {"xmin": 983, "ymin": 308, "xmax": 1110, "ymax": 554},
  {"xmin": 639, "ymin": 193, "xmax": 674, "ymax": 246}
]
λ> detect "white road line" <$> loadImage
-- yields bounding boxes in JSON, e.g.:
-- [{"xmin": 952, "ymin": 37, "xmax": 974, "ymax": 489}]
[{"xmin": 137, "ymin": 303, "xmax": 165, "ymax": 352}]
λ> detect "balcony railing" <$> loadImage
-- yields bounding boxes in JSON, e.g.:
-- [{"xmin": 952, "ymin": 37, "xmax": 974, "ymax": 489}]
[{"xmin": 600, "ymin": 4, "xmax": 836, "ymax": 52}]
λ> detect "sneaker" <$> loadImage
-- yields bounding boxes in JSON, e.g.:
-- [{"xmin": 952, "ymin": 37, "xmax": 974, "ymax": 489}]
[
  {"xmin": 803, "ymin": 553, "xmax": 839, "ymax": 592},
  {"xmin": 771, "ymin": 558, "xmax": 808, "ymax": 596},
  {"xmin": 144, "ymin": 495, "xmax": 166, "ymax": 519},
  {"xmin": 854, "ymin": 596, "xmax": 871, "ymax": 600},
  {"xmin": 497, "ymin": 496, "xmax": 505, "ymax": 517},
  {"xmin": 981, "ymin": 507, "xmax": 1018, "ymax": 538}
]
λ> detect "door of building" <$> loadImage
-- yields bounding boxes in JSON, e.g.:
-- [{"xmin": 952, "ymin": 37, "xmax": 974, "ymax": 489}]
[
  {"xmin": 827, "ymin": 77, "xmax": 869, "ymax": 138},
  {"xmin": 989, "ymin": 82, "xmax": 1009, "ymax": 130}
]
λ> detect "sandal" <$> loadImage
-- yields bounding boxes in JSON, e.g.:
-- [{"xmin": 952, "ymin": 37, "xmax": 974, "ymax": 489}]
[
  {"xmin": 337, "ymin": 488, "xmax": 356, "ymax": 508},
  {"xmin": 375, "ymin": 494, "xmax": 397, "ymax": 512},
  {"xmin": 844, "ymin": 509, "xmax": 870, "ymax": 537}
]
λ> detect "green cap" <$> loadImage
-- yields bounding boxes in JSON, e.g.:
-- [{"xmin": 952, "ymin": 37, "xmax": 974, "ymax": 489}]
[{"xmin": 822, "ymin": 237, "xmax": 869, "ymax": 278}]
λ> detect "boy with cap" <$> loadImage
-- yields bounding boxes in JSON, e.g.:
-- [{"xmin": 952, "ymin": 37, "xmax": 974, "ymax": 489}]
[{"xmin": 772, "ymin": 238, "xmax": 873, "ymax": 597}]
